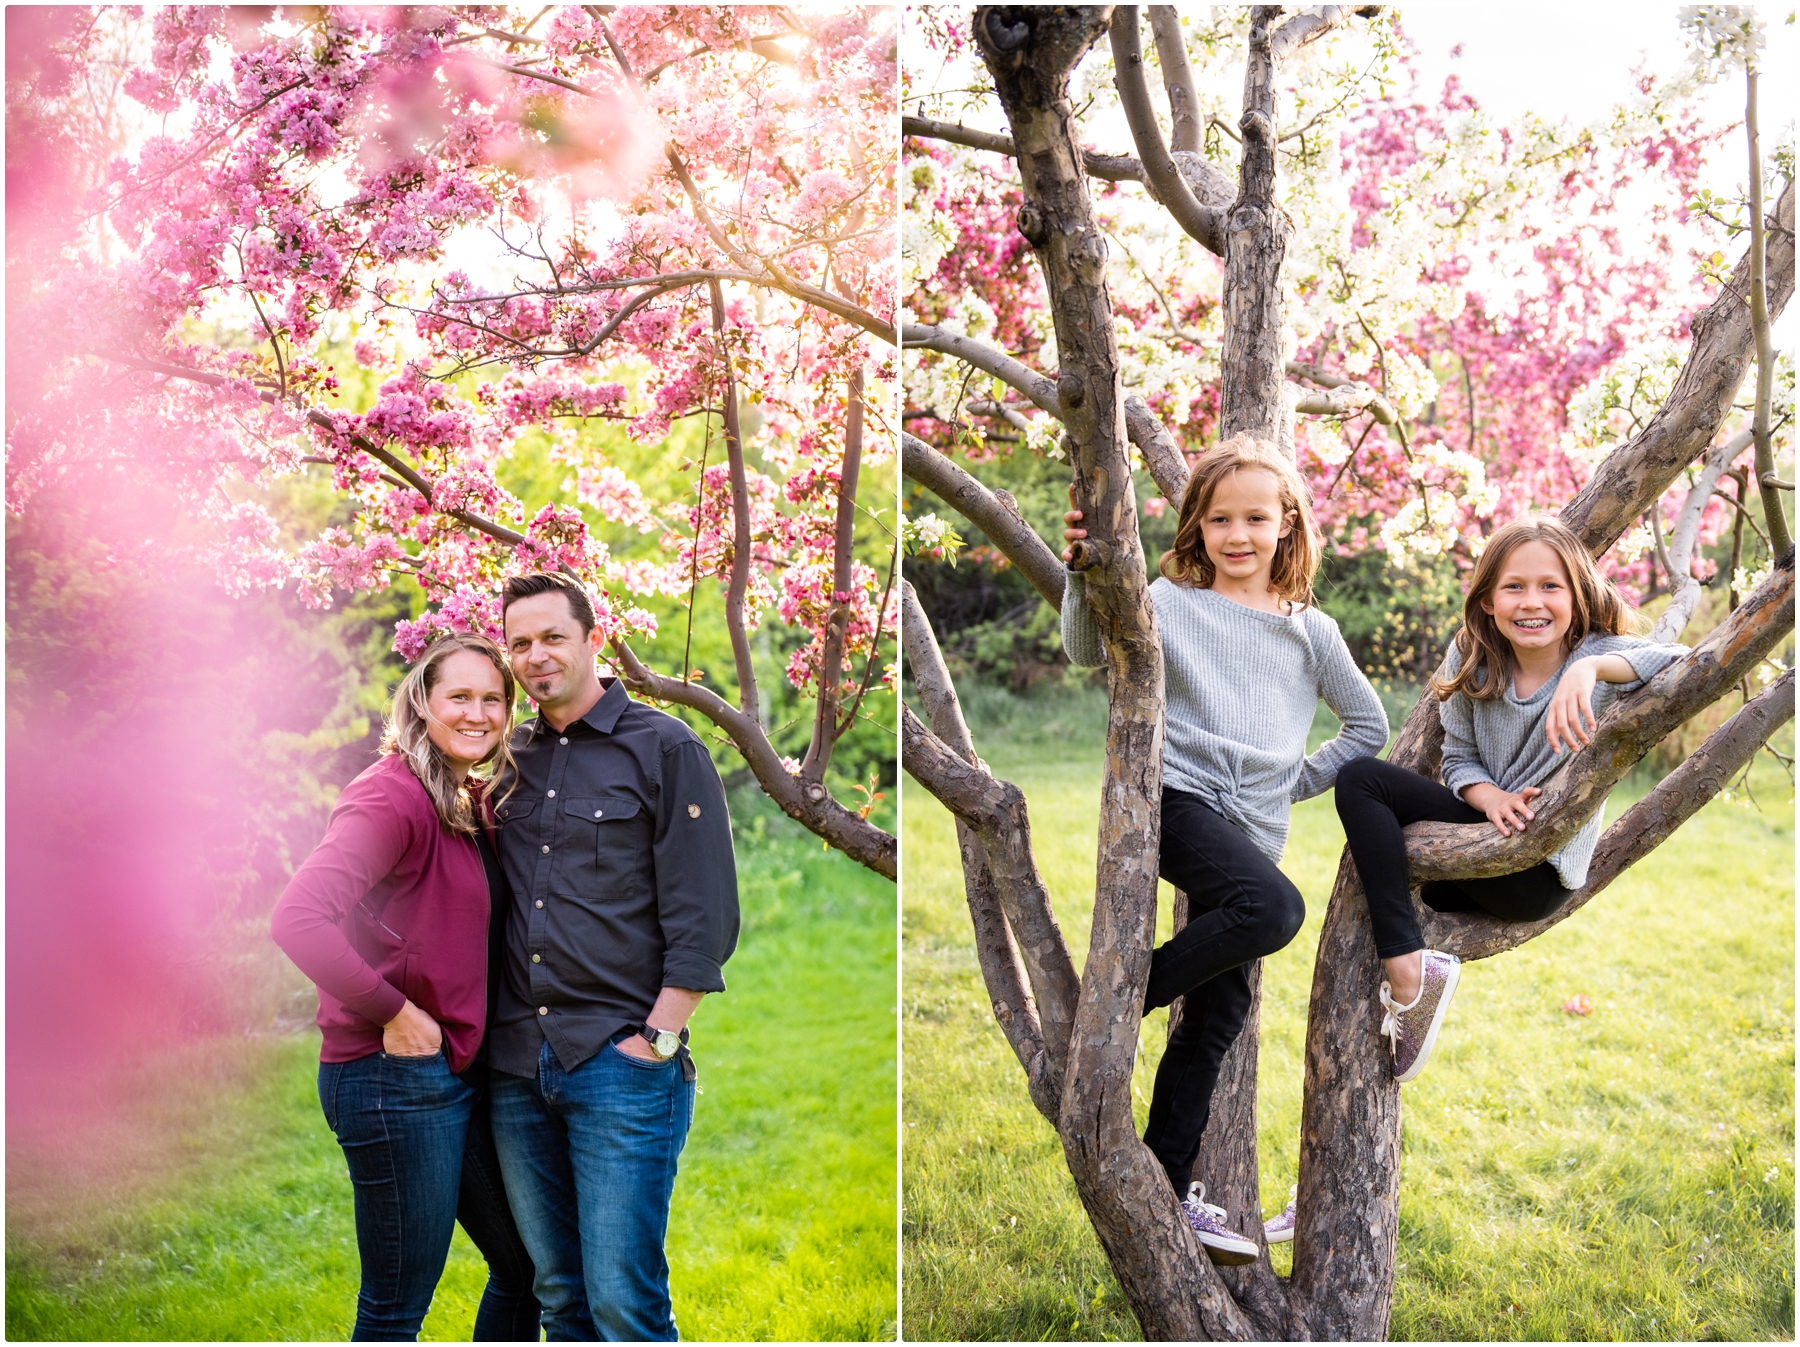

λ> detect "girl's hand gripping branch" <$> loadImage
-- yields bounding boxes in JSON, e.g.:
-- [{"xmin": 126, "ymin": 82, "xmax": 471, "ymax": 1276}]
[
  {"xmin": 1460, "ymin": 781, "xmax": 1544, "ymax": 838},
  {"xmin": 1061, "ymin": 482, "xmax": 1085, "ymax": 563},
  {"xmin": 1545, "ymin": 653, "xmax": 1641, "ymax": 754}
]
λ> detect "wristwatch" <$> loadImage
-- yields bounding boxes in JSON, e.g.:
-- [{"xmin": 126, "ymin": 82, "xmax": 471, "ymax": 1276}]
[{"xmin": 638, "ymin": 1025, "xmax": 682, "ymax": 1061}]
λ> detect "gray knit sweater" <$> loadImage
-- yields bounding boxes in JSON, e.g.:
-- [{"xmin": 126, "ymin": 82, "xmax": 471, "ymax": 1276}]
[
  {"xmin": 1438, "ymin": 632, "xmax": 1688, "ymax": 888},
  {"xmin": 1062, "ymin": 571, "xmax": 1390, "ymax": 862}
]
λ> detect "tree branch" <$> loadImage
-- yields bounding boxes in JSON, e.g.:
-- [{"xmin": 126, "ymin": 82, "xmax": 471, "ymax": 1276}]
[
  {"xmin": 1746, "ymin": 65, "xmax": 1792, "ymax": 554},
  {"xmin": 902, "ymin": 114, "xmax": 1145, "ymax": 183},
  {"xmin": 902, "ymin": 433, "xmax": 1066, "ymax": 608},
  {"xmin": 802, "ymin": 367, "xmax": 865, "ymax": 780},
  {"xmin": 708, "ymin": 278, "xmax": 761, "ymax": 727},
  {"xmin": 1146, "ymin": 7, "xmax": 1201, "ymax": 155},
  {"xmin": 1111, "ymin": 7, "xmax": 1229, "ymax": 255},
  {"xmin": 1651, "ymin": 427, "xmax": 1754, "ymax": 642},
  {"xmin": 902, "ymin": 584, "xmax": 1067, "ymax": 1120},
  {"xmin": 1561, "ymin": 180, "xmax": 1793, "ymax": 552}
]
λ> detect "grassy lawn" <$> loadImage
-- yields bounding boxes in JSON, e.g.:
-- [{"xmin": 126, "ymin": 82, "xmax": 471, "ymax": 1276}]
[
  {"xmin": 6, "ymin": 792, "xmax": 898, "ymax": 1342},
  {"xmin": 902, "ymin": 683, "xmax": 1793, "ymax": 1341}
]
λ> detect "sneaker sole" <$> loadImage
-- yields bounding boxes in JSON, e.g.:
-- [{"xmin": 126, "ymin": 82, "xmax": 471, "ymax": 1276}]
[
  {"xmin": 1263, "ymin": 1224, "xmax": 1294, "ymax": 1245},
  {"xmin": 1393, "ymin": 956, "xmax": 1461, "ymax": 1085},
  {"xmin": 1194, "ymin": 1231, "xmax": 1259, "ymax": 1265}
]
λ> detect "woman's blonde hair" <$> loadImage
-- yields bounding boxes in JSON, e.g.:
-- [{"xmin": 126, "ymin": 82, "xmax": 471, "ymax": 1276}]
[
  {"xmin": 381, "ymin": 632, "xmax": 517, "ymax": 834},
  {"xmin": 1431, "ymin": 516, "xmax": 1636, "ymax": 703},
  {"xmin": 1160, "ymin": 434, "xmax": 1322, "ymax": 606}
]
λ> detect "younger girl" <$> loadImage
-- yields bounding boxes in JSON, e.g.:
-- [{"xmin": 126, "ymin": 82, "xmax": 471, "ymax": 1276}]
[
  {"xmin": 1062, "ymin": 435, "xmax": 1389, "ymax": 1263},
  {"xmin": 1333, "ymin": 516, "xmax": 1689, "ymax": 1087}
]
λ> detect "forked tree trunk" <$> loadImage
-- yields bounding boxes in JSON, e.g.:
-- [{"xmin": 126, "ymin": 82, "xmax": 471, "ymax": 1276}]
[{"xmin": 903, "ymin": 9, "xmax": 1796, "ymax": 1339}]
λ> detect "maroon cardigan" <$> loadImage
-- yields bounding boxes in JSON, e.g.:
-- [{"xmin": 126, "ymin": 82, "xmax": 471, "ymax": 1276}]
[{"xmin": 271, "ymin": 754, "xmax": 492, "ymax": 1073}]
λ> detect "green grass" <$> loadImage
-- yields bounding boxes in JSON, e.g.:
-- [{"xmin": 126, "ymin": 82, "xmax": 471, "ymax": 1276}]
[
  {"xmin": 6, "ymin": 792, "xmax": 898, "ymax": 1342},
  {"xmin": 903, "ymin": 684, "xmax": 1793, "ymax": 1341}
]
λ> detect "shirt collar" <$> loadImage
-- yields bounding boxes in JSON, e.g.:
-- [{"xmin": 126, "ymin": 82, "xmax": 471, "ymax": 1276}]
[{"xmin": 529, "ymin": 676, "xmax": 630, "ymax": 738}]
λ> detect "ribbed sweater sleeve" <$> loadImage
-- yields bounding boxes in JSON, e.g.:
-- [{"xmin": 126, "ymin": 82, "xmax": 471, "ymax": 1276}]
[
  {"xmin": 1060, "ymin": 568, "xmax": 1106, "ymax": 667},
  {"xmin": 1292, "ymin": 610, "xmax": 1391, "ymax": 801}
]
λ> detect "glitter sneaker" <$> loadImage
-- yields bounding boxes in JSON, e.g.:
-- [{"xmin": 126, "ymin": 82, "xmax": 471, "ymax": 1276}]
[
  {"xmin": 1181, "ymin": 1182, "xmax": 1259, "ymax": 1265},
  {"xmin": 1263, "ymin": 1185, "xmax": 1297, "ymax": 1245},
  {"xmin": 1380, "ymin": 948, "xmax": 1461, "ymax": 1084}
]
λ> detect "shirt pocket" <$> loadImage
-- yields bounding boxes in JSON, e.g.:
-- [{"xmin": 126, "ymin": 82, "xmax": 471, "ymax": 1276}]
[
  {"xmin": 561, "ymin": 796, "xmax": 649, "ymax": 901},
  {"xmin": 493, "ymin": 796, "xmax": 539, "ymax": 827}
]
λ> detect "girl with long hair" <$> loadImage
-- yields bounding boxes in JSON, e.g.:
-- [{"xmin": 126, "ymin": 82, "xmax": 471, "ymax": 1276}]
[
  {"xmin": 1330, "ymin": 516, "xmax": 1690, "ymax": 1092},
  {"xmin": 272, "ymin": 632, "xmax": 540, "ymax": 1341},
  {"xmin": 1061, "ymin": 435, "xmax": 1390, "ymax": 1263}
]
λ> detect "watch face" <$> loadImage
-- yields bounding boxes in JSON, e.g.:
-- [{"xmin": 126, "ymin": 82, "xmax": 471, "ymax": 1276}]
[{"xmin": 650, "ymin": 1030, "xmax": 681, "ymax": 1058}]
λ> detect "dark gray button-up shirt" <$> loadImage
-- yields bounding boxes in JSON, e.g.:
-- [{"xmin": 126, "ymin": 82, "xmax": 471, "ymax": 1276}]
[{"xmin": 488, "ymin": 678, "xmax": 739, "ymax": 1077}]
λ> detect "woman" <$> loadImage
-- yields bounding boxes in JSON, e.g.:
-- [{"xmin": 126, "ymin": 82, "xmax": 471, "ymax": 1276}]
[{"xmin": 272, "ymin": 633, "xmax": 540, "ymax": 1341}]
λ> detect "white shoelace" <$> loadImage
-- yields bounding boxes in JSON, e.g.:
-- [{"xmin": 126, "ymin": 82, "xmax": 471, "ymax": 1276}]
[
  {"xmin": 1184, "ymin": 1182, "xmax": 1229, "ymax": 1223},
  {"xmin": 1378, "ymin": 981, "xmax": 1407, "ymax": 1050}
]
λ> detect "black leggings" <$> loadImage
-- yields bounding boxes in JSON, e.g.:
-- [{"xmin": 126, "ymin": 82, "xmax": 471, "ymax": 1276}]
[
  {"xmin": 1333, "ymin": 755, "xmax": 1571, "ymax": 960},
  {"xmin": 1142, "ymin": 789, "xmax": 1306, "ymax": 1196}
]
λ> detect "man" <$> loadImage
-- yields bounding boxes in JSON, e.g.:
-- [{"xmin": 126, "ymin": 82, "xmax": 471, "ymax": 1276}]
[{"xmin": 489, "ymin": 572, "xmax": 739, "ymax": 1341}]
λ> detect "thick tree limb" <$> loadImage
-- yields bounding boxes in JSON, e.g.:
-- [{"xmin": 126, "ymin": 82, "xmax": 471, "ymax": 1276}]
[
  {"xmin": 902, "ymin": 582, "xmax": 1065, "ymax": 1120},
  {"xmin": 1424, "ymin": 668, "xmax": 1794, "ymax": 959},
  {"xmin": 1111, "ymin": 8, "xmax": 1229, "ymax": 255},
  {"xmin": 901, "ymin": 433, "xmax": 1066, "ymax": 608},
  {"xmin": 1268, "ymin": 6, "xmax": 1361, "ymax": 62},
  {"xmin": 1217, "ymin": 8, "xmax": 1292, "ymax": 444},
  {"xmin": 1146, "ymin": 7, "xmax": 1201, "ymax": 154},
  {"xmin": 1561, "ymin": 180, "xmax": 1793, "ymax": 551},
  {"xmin": 1401, "ymin": 553, "xmax": 1794, "ymax": 881},
  {"xmin": 903, "ymin": 113, "xmax": 1147, "ymax": 182},
  {"xmin": 901, "ymin": 704, "xmax": 1081, "ymax": 1076}
]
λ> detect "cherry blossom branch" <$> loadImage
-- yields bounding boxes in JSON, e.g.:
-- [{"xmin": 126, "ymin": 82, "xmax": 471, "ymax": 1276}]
[
  {"xmin": 706, "ymin": 278, "xmax": 761, "ymax": 726},
  {"xmin": 800, "ymin": 366, "xmax": 865, "ymax": 781}
]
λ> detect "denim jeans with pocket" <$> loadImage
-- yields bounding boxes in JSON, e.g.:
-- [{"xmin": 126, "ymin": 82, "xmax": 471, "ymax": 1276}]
[
  {"xmin": 319, "ymin": 1050, "xmax": 541, "ymax": 1342},
  {"xmin": 490, "ymin": 1036, "xmax": 696, "ymax": 1342}
]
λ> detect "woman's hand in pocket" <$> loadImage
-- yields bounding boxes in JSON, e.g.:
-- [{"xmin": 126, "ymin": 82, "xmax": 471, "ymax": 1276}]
[{"xmin": 383, "ymin": 999, "xmax": 444, "ymax": 1056}]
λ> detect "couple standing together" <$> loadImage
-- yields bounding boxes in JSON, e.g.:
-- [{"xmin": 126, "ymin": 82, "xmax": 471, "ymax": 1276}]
[{"xmin": 272, "ymin": 572, "xmax": 739, "ymax": 1342}]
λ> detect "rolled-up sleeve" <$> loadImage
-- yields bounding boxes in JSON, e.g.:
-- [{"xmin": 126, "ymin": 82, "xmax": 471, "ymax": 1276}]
[
  {"xmin": 652, "ymin": 739, "xmax": 740, "ymax": 993},
  {"xmin": 270, "ymin": 775, "xmax": 411, "ymax": 1027}
]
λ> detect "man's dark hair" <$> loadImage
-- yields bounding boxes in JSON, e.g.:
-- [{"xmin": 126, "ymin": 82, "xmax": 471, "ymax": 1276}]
[{"xmin": 501, "ymin": 572, "xmax": 597, "ymax": 634}]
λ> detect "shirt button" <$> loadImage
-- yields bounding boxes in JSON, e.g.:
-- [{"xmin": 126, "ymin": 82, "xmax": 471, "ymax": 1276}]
[
  {"xmin": 594, "ymin": 809, "xmax": 603, "ymax": 818},
  {"xmin": 532, "ymin": 954, "xmax": 542, "ymax": 963},
  {"xmin": 559, "ymin": 737, "xmax": 569, "ymax": 745},
  {"xmin": 541, "ymin": 845, "xmax": 550, "ymax": 854},
  {"xmin": 538, "ymin": 1006, "xmax": 548, "ymax": 1016},
  {"xmin": 535, "ymin": 900, "xmax": 544, "ymax": 909},
  {"xmin": 547, "ymin": 789, "xmax": 556, "ymax": 798}
]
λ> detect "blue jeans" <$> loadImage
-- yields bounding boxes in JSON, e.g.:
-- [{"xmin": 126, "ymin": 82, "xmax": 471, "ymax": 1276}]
[
  {"xmin": 490, "ymin": 1038, "xmax": 695, "ymax": 1341},
  {"xmin": 319, "ymin": 1051, "xmax": 542, "ymax": 1341}
]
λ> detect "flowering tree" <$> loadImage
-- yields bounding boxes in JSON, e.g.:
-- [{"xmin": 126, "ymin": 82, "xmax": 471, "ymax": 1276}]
[
  {"xmin": 6, "ymin": 5, "xmax": 899, "ymax": 876},
  {"xmin": 901, "ymin": 5, "xmax": 1792, "ymax": 1338}
]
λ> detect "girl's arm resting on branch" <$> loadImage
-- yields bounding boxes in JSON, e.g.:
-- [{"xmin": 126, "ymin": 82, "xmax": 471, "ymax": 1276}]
[
  {"xmin": 1293, "ymin": 620, "xmax": 1391, "ymax": 801},
  {"xmin": 1460, "ymin": 779, "xmax": 1543, "ymax": 838},
  {"xmin": 1546, "ymin": 642, "xmax": 1687, "ymax": 753}
]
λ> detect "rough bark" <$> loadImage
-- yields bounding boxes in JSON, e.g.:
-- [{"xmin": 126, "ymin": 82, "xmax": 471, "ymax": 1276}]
[{"xmin": 1217, "ymin": 8, "xmax": 1291, "ymax": 444}]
